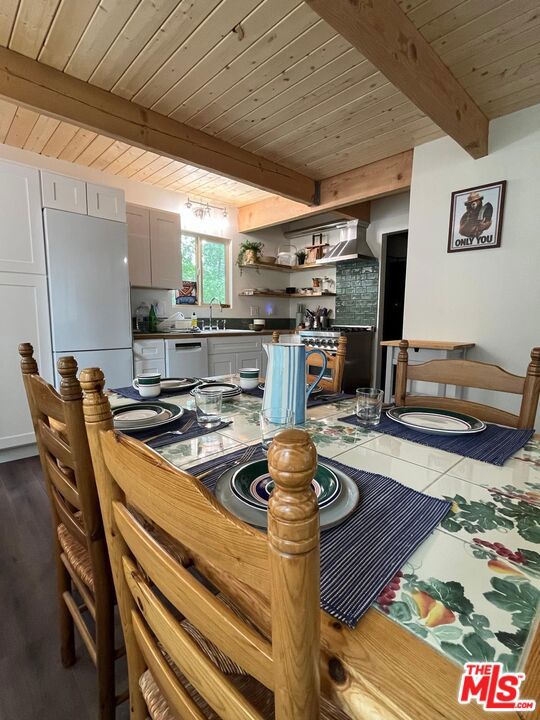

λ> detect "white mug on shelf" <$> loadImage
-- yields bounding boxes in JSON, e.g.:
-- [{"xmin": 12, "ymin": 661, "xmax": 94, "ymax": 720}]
[{"xmin": 132, "ymin": 373, "xmax": 161, "ymax": 398}]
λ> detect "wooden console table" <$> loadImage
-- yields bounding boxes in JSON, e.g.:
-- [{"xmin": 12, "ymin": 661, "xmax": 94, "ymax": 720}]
[{"xmin": 380, "ymin": 339, "xmax": 476, "ymax": 403}]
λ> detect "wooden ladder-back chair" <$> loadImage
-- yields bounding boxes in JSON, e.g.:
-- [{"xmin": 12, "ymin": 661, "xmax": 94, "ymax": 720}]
[
  {"xmin": 81, "ymin": 367, "xmax": 350, "ymax": 720},
  {"xmin": 395, "ymin": 340, "xmax": 540, "ymax": 428},
  {"xmin": 271, "ymin": 331, "xmax": 347, "ymax": 393},
  {"xmin": 19, "ymin": 344, "xmax": 124, "ymax": 720}
]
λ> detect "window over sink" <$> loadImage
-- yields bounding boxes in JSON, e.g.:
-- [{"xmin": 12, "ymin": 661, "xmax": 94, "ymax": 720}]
[{"xmin": 179, "ymin": 233, "xmax": 230, "ymax": 306}]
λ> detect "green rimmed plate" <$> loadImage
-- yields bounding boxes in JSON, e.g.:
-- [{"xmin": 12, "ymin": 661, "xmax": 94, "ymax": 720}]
[
  {"xmin": 231, "ymin": 458, "xmax": 340, "ymax": 510},
  {"xmin": 112, "ymin": 401, "xmax": 183, "ymax": 431},
  {"xmin": 386, "ymin": 406, "xmax": 486, "ymax": 436},
  {"xmin": 215, "ymin": 462, "xmax": 359, "ymax": 530}
]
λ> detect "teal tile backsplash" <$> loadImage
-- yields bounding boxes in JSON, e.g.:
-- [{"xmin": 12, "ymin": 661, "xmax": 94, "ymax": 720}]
[{"xmin": 335, "ymin": 259, "xmax": 379, "ymax": 325}]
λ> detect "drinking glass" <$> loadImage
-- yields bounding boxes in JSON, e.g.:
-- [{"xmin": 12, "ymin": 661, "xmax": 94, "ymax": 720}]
[
  {"xmin": 194, "ymin": 388, "xmax": 223, "ymax": 428},
  {"xmin": 355, "ymin": 387, "xmax": 384, "ymax": 428},
  {"xmin": 260, "ymin": 408, "xmax": 293, "ymax": 454}
]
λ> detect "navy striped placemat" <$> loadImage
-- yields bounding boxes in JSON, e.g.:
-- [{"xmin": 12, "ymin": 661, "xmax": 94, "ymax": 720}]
[
  {"xmin": 339, "ymin": 413, "xmax": 534, "ymax": 466},
  {"xmin": 189, "ymin": 445, "xmax": 450, "ymax": 628},
  {"xmin": 112, "ymin": 385, "xmax": 195, "ymax": 401},
  {"xmin": 242, "ymin": 386, "xmax": 355, "ymax": 408},
  {"xmin": 120, "ymin": 410, "xmax": 231, "ymax": 449}
]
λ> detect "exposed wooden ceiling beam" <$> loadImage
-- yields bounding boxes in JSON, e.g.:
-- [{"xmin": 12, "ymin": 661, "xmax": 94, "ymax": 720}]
[
  {"xmin": 304, "ymin": 0, "xmax": 488, "ymax": 159},
  {"xmin": 0, "ymin": 47, "xmax": 316, "ymax": 204},
  {"xmin": 238, "ymin": 150, "xmax": 411, "ymax": 232}
]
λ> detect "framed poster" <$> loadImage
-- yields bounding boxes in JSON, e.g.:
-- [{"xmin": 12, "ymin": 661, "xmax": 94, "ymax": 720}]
[
  {"xmin": 175, "ymin": 281, "xmax": 197, "ymax": 304},
  {"xmin": 447, "ymin": 180, "xmax": 506, "ymax": 253}
]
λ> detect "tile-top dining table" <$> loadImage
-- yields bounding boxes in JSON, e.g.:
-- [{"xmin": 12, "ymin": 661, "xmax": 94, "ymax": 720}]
[{"xmin": 109, "ymin": 377, "xmax": 539, "ymax": 719}]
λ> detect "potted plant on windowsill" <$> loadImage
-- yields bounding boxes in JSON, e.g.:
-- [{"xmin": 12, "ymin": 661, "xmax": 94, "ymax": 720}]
[
  {"xmin": 237, "ymin": 239, "xmax": 264, "ymax": 272},
  {"xmin": 296, "ymin": 249, "xmax": 307, "ymax": 266}
]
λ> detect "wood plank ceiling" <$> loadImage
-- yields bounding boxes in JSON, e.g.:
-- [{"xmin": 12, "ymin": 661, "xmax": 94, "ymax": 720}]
[{"xmin": 0, "ymin": 0, "xmax": 539, "ymax": 203}]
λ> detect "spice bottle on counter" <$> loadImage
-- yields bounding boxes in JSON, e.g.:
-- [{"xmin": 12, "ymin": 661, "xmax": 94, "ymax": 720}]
[{"xmin": 191, "ymin": 311, "xmax": 197, "ymax": 329}]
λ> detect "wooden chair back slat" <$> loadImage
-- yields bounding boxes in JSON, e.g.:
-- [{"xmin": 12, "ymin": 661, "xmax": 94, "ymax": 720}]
[
  {"xmin": 82, "ymin": 367, "xmax": 321, "ymax": 720},
  {"xmin": 406, "ymin": 359, "xmax": 525, "ymax": 394},
  {"xmin": 51, "ymin": 486, "xmax": 88, "ymax": 547},
  {"xmin": 133, "ymin": 613, "xmax": 209, "ymax": 720},
  {"xmin": 395, "ymin": 341, "xmax": 540, "ymax": 429},
  {"xmin": 124, "ymin": 557, "xmax": 265, "ymax": 720},
  {"xmin": 100, "ymin": 432, "xmax": 270, "ymax": 593},
  {"xmin": 114, "ymin": 501, "xmax": 274, "ymax": 688},
  {"xmin": 28, "ymin": 374, "xmax": 66, "ymax": 424},
  {"xmin": 39, "ymin": 419, "xmax": 76, "ymax": 469},
  {"xmin": 45, "ymin": 453, "xmax": 81, "ymax": 510},
  {"xmin": 401, "ymin": 395, "xmax": 522, "ymax": 428}
]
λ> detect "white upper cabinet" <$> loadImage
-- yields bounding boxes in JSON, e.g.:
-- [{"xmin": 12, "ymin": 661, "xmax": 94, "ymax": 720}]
[
  {"xmin": 126, "ymin": 204, "xmax": 181, "ymax": 289},
  {"xmin": 149, "ymin": 209, "xmax": 181, "ymax": 289},
  {"xmin": 0, "ymin": 161, "xmax": 45, "ymax": 274},
  {"xmin": 87, "ymin": 182, "xmax": 126, "ymax": 222},
  {"xmin": 127, "ymin": 205, "xmax": 151, "ymax": 287},
  {"xmin": 41, "ymin": 171, "xmax": 87, "ymax": 215}
]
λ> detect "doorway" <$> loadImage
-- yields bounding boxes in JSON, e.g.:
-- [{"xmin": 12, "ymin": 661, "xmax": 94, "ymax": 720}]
[{"xmin": 376, "ymin": 231, "xmax": 408, "ymax": 390}]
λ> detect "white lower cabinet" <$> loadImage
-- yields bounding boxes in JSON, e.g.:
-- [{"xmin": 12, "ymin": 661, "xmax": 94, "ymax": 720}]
[
  {"xmin": 0, "ymin": 273, "xmax": 53, "ymax": 450},
  {"xmin": 134, "ymin": 358, "xmax": 166, "ymax": 376},
  {"xmin": 207, "ymin": 336, "xmax": 262, "ymax": 376},
  {"xmin": 133, "ymin": 339, "xmax": 165, "ymax": 377},
  {"xmin": 208, "ymin": 353, "xmax": 236, "ymax": 377},
  {"xmin": 237, "ymin": 351, "xmax": 262, "ymax": 370}
]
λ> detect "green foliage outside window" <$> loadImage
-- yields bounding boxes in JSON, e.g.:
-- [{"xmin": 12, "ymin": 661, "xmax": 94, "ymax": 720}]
[{"xmin": 180, "ymin": 233, "xmax": 228, "ymax": 305}]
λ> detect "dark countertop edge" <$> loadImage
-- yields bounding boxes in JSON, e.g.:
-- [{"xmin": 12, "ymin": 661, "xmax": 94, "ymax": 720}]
[{"xmin": 133, "ymin": 329, "xmax": 292, "ymax": 340}]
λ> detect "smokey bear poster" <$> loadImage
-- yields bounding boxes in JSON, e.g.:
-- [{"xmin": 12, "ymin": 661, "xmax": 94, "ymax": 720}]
[{"xmin": 447, "ymin": 181, "xmax": 506, "ymax": 253}]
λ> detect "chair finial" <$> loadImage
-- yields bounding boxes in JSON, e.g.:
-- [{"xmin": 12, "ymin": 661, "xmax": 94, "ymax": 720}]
[
  {"xmin": 529, "ymin": 347, "xmax": 540, "ymax": 376},
  {"xmin": 267, "ymin": 428, "xmax": 320, "ymax": 718},
  {"xmin": 19, "ymin": 342, "xmax": 38, "ymax": 375},
  {"xmin": 80, "ymin": 368, "xmax": 113, "ymax": 425},
  {"xmin": 57, "ymin": 356, "xmax": 82, "ymax": 401}
]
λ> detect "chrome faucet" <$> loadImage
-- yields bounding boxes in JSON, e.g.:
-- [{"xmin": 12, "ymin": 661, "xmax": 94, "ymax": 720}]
[{"xmin": 209, "ymin": 297, "xmax": 221, "ymax": 331}]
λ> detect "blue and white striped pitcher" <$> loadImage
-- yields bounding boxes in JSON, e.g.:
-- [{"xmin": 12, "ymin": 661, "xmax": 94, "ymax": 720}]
[{"xmin": 262, "ymin": 342, "xmax": 327, "ymax": 425}]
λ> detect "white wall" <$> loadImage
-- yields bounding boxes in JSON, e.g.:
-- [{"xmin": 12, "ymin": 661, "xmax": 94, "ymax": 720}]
[
  {"xmin": 366, "ymin": 192, "xmax": 410, "ymax": 259},
  {"xmin": 0, "ymin": 142, "xmax": 290, "ymax": 321},
  {"xmin": 404, "ymin": 103, "xmax": 540, "ymax": 426}
]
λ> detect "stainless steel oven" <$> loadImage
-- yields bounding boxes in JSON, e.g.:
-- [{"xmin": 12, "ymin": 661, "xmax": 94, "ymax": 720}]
[{"xmin": 298, "ymin": 326, "xmax": 374, "ymax": 392}]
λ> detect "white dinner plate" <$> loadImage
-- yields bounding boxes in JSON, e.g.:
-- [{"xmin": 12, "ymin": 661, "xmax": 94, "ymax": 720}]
[{"xmin": 386, "ymin": 406, "xmax": 486, "ymax": 436}]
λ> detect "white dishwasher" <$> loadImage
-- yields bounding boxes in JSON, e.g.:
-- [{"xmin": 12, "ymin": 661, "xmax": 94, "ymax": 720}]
[{"xmin": 165, "ymin": 337, "xmax": 208, "ymax": 378}]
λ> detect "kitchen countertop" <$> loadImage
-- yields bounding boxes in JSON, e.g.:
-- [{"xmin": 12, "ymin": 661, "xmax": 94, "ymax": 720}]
[{"xmin": 133, "ymin": 329, "xmax": 289, "ymax": 340}]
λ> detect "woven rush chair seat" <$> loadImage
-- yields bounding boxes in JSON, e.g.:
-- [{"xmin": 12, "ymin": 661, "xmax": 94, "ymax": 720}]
[
  {"xmin": 57, "ymin": 523, "xmax": 95, "ymax": 592},
  {"xmin": 57, "ymin": 511, "xmax": 245, "ymax": 677},
  {"xmin": 139, "ymin": 661, "xmax": 352, "ymax": 720}
]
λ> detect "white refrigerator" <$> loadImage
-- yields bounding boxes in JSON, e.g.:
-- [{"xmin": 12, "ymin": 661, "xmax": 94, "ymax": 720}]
[{"xmin": 44, "ymin": 209, "xmax": 133, "ymax": 388}]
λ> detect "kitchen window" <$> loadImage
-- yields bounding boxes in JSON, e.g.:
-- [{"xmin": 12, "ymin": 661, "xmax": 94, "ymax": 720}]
[{"xmin": 180, "ymin": 233, "xmax": 230, "ymax": 306}]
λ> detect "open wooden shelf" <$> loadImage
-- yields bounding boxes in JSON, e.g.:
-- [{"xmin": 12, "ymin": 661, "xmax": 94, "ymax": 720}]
[
  {"xmin": 239, "ymin": 261, "xmax": 336, "ymax": 272},
  {"xmin": 239, "ymin": 291, "xmax": 336, "ymax": 299}
]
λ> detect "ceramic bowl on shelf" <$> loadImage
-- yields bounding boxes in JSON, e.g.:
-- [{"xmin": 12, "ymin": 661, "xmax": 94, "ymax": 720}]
[
  {"xmin": 248, "ymin": 324, "xmax": 264, "ymax": 331},
  {"xmin": 253, "ymin": 319, "xmax": 265, "ymax": 326}
]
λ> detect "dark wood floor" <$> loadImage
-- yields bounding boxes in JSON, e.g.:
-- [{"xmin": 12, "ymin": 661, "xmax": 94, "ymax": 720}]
[{"xmin": 0, "ymin": 456, "xmax": 129, "ymax": 720}]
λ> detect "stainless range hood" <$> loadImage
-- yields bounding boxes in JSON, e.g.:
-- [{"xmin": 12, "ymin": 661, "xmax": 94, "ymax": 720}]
[
  {"xmin": 283, "ymin": 218, "xmax": 373, "ymax": 263},
  {"xmin": 316, "ymin": 219, "xmax": 373, "ymax": 263}
]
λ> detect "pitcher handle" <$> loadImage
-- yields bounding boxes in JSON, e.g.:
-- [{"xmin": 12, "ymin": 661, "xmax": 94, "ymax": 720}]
[{"xmin": 306, "ymin": 349, "xmax": 327, "ymax": 397}]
